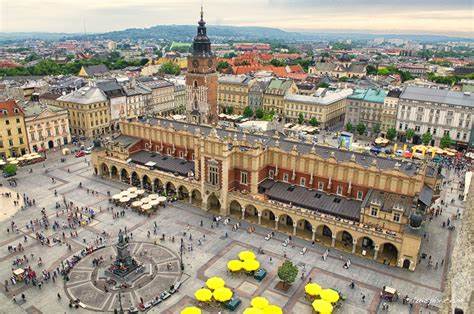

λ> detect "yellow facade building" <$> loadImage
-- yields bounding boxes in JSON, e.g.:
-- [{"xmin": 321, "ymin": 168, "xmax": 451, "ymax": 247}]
[
  {"xmin": 0, "ymin": 100, "xmax": 28, "ymax": 158},
  {"xmin": 262, "ymin": 78, "xmax": 298, "ymax": 115},
  {"xmin": 217, "ymin": 75, "xmax": 254, "ymax": 114}
]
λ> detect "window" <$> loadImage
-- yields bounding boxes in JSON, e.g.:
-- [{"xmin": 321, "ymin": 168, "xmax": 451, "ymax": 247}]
[
  {"xmin": 415, "ymin": 125, "xmax": 420, "ymax": 132},
  {"xmin": 208, "ymin": 164, "xmax": 219, "ymax": 186},
  {"xmin": 318, "ymin": 181, "xmax": 324, "ymax": 191},
  {"xmin": 8, "ymin": 139, "xmax": 13, "ymax": 146},
  {"xmin": 268, "ymin": 169, "xmax": 274, "ymax": 179},
  {"xmin": 240, "ymin": 171, "xmax": 248, "ymax": 185},
  {"xmin": 5, "ymin": 120, "xmax": 9, "ymax": 125},
  {"xmin": 357, "ymin": 191, "xmax": 363, "ymax": 200},
  {"xmin": 19, "ymin": 138, "xmax": 23, "ymax": 144},
  {"xmin": 283, "ymin": 173, "xmax": 289, "ymax": 182},
  {"xmin": 179, "ymin": 151, "xmax": 184, "ymax": 158},
  {"xmin": 370, "ymin": 207, "xmax": 378, "ymax": 217},
  {"xmin": 7, "ymin": 129, "xmax": 11, "ymax": 136},
  {"xmin": 393, "ymin": 213, "xmax": 400, "ymax": 222},
  {"xmin": 336, "ymin": 185, "xmax": 343, "ymax": 195},
  {"xmin": 300, "ymin": 177, "xmax": 306, "ymax": 186}
]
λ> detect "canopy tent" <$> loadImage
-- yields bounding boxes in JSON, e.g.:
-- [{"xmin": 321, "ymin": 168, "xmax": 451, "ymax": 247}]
[
  {"xmin": 263, "ymin": 305, "xmax": 283, "ymax": 314},
  {"xmin": 180, "ymin": 306, "xmax": 202, "ymax": 314},
  {"xmin": 227, "ymin": 260, "xmax": 243, "ymax": 272},
  {"xmin": 251, "ymin": 297, "xmax": 269, "ymax": 309},
  {"xmin": 243, "ymin": 259, "xmax": 260, "ymax": 272},
  {"xmin": 312, "ymin": 299, "xmax": 333, "ymax": 313},
  {"xmin": 243, "ymin": 307, "xmax": 264, "ymax": 314},
  {"xmin": 206, "ymin": 276, "xmax": 225, "ymax": 290},
  {"xmin": 320, "ymin": 289, "xmax": 340, "ymax": 304},
  {"xmin": 305, "ymin": 283, "xmax": 322, "ymax": 296},
  {"xmin": 213, "ymin": 287, "xmax": 233, "ymax": 302},
  {"xmin": 194, "ymin": 288, "xmax": 212, "ymax": 302},
  {"xmin": 238, "ymin": 250, "xmax": 256, "ymax": 261}
]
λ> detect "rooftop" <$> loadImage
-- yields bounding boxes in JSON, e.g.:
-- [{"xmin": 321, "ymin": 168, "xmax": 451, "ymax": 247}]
[
  {"xmin": 284, "ymin": 88, "xmax": 353, "ymax": 106},
  {"xmin": 129, "ymin": 150, "xmax": 194, "ymax": 177},
  {"xmin": 57, "ymin": 86, "xmax": 108, "ymax": 105},
  {"xmin": 348, "ymin": 88, "xmax": 387, "ymax": 103},
  {"xmin": 218, "ymin": 75, "xmax": 252, "ymax": 85},
  {"xmin": 400, "ymin": 86, "xmax": 474, "ymax": 108}
]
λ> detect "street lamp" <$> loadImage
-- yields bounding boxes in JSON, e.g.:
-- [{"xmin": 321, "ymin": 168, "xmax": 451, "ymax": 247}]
[{"xmin": 179, "ymin": 241, "xmax": 184, "ymax": 271}]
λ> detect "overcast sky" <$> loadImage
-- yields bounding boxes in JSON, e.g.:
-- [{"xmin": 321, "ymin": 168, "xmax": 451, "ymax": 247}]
[{"xmin": 1, "ymin": 0, "xmax": 473, "ymax": 36}]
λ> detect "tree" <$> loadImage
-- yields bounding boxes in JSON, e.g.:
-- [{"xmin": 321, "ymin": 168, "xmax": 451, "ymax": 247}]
[
  {"xmin": 255, "ymin": 108, "xmax": 264, "ymax": 119},
  {"xmin": 372, "ymin": 124, "xmax": 381, "ymax": 136},
  {"xmin": 159, "ymin": 61, "xmax": 180, "ymax": 75},
  {"xmin": 270, "ymin": 59, "xmax": 285, "ymax": 67},
  {"xmin": 225, "ymin": 106, "xmax": 234, "ymax": 115},
  {"xmin": 309, "ymin": 117, "xmax": 319, "ymax": 127},
  {"xmin": 317, "ymin": 82, "xmax": 330, "ymax": 88},
  {"xmin": 298, "ymin": 113, "xmax": 305, "ymax": 124},
  {"xmin": 386, "ymin": 127, "xmax": 397, "ymax": 141},
  {"xmin": 277, "ymin": 260, "xmax": 298, "ymax": 288},
  {"xmin": 338, "ymin": 76, "xmax": 349, "ymax": 82},
  {"xmin": 217, "ymin": 61, "xmax": 230, "ymax": 71},
  {"xmin": 3, "ymin": 164, "xmax": 17, "ymax": 176},
  {"xmin": 345, "ymin": 122, "xmax": 353, "ymax": 132},
  {"xmin": 223, "ymin": 52, "xmax": 236, "ymax": 59},
  {"xmin": 440, "ymin": 134, "xmax": 453, "ymax": 149},
  {"xmin": 405, "ymin": 129, "xmax": 415, "ymax": 142},
  {"xmin": 366, "ymin": 64, "xmax": 377, "ymax": 75},
  {"xmin": 243, "ymin": 106, "xmax": 253, "ymax": 118},
  {"xmin": 356, "ymin": 123, "xmax": 366, "ymax": 135},
  {"xmin": 421, "ymin": 132, "xmax": 433, "ymax": 145}
]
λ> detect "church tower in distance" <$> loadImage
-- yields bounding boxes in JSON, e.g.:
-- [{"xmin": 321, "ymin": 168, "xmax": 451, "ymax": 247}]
[{"xmin": 185, "ymin": 6, "xmax": 218, "ymax": 124}]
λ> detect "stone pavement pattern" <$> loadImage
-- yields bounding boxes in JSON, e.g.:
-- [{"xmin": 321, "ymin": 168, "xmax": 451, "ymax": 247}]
[{"xmin": 0, "ymin": 148, "xmax": 465, "ymax": 313}]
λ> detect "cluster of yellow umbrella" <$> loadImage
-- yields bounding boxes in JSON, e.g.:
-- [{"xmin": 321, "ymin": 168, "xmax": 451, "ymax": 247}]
[
  {"xmin": 242, "ymin": 296, "xmax": 283, "ymax": 314},
  {"xmin": 180, "ymin": 306, "xmax": 201, "ymax": 314},
  {"xmin": 227, "ymin": 250, "xmax": 260, "ymax": 272},
  {"xmin": 194, "ymin": 276, "xmax": 234, "ymax": 304},
  {"xmin": 305, "ymin": 282, "xmax": 340, "ymax": 313}
]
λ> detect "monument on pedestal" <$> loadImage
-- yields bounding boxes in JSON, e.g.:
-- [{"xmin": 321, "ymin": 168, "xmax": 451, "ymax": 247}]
[{"xmin": 106, "ymin": 231, "xmax": 140, "ymax": 279}]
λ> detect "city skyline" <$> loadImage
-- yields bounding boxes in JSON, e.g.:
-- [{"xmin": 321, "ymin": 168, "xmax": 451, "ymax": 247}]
[{"xmin": 1, "ymin": 0, "xmax": 473, "ymax": 37}]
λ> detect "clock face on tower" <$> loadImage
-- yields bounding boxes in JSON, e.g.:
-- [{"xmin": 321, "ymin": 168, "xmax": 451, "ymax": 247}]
[{"xmin": 192, "ymin": 59, "xmax": 199, "ymax": 69}]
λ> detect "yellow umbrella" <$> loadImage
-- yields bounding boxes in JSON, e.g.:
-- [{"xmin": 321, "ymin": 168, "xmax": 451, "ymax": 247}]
[
  {"xmin": 305, "ymin": 283, "xmax": 322, "ymax": 296},
  {"xmin": 243, "ymin": 259, "xmax": 260, "ymax": 272},
  {"xmin": 263, "ymin": 305, "xmax": 283, "ymax": 314},
  {"xmin": 320, "ymin": 289, "xmax": 339, "ymax": 304},
  {"xmin": 206, "ymin": 276, "xmax": 225, "ymax": 290},
  {"xmin": 180, "ymin": 306, "xmax": 202, "ymax": 314},
  {"xmin": 312, "ymin": 299, "xmax": 333, "ymax": 313},
  {"xmin": 239, "ymin": 250, "xmax": 256, "ymax": 261},
  {"xmin": 213, "ymin": 287, "xmax": 233, "ymax": 302},
  {"xmin": 243, "ymin": 307, "xmax": 264, "ymax": 314},
  {"xmin": 227, "ymin": 260, "xmax": 243, "ymax": 272},
  {"xmin": 251, "ymin": 296, "xmax": 269, "ymax": 309},
  {"xmin": 194, "ymin": 288, "xmax": 212, "ymax": 302}
]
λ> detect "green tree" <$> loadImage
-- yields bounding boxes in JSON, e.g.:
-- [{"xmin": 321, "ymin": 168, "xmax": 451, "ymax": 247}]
[
  {"xmin": 345, "ymin": 122, "xmax": 353, "ymax": 132},
  {"xmin": 366, "ymin": 64, "xmax": 377, "ymax": 75},
  {"xmin": 277, "ymin": 260, "xmax": 298, "ymax": 288},
  {"xmin": 405, "ymin": 129, "xmax": 415, "ymax": 142},
  {"xmin": 356, "ymin": 123, "xmax": 366, "ymax": 135},
  {"xmin": 270, "ymin": 59, "xmax": 285, "ymax": 67},
  {"xmin": 372, "ymin": 124, "xmax": 381, "ymax": 135},
  {"xmin": 440, "ymin": 134, "xmax": 453, "ymax": 149},
  {"xmin": 217, "ymin": 61, "xmax": 230, "ymax": 71},
  {"xmin": 338, "ymin": 76, "xmax": 349, "ymax": 82},
  {"xmin": 255, "ymin": 108, "xmax": 264, "ymax": 119},
  {"xmin": 317, "ymin": 82, "xmax": 330, "ymax": 88},
  {"xmin": 309, "ymin": 117, "xmax": 319, "ymax": 127},
  {"xmin": 3, "ymin": 164, "xmax": 17, "ymax": 176},
  {"xmin": 226, "ymin": 106, "xmax": 234, "ymax": 115},
  {"xmin": 421, "ymin": 132, "xmax": 433, "ymax": 145},
  {"xmin": 223, "ymin": 52, "xmax": 236, "ymax": 59},
  {"xmin": 243, "ymin": 106, "xmax": 253, "ymax": 118},
  {"xmin": 298, "ymin": 113, "xmax": 305, "ymax": 124},
  {"xmin": 386, "ymin": 127, "xmax": 397, "ymax": 141},
  {"xmin": 159, "ymin": 61, "xmax": 180, "ymax": 75}
]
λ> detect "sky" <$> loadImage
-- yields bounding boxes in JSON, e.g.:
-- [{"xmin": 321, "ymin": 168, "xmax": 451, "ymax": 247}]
[{"xmin": 1, "ymin": 0, "xmax": 473, "ymax": 37}]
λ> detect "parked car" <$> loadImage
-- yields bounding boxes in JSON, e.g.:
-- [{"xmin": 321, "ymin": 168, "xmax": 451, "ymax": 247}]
[
  {"xmin": 75, "ymin": 151, "xmax": 86, "ymax": 158},
  {"xmin": 3, "ymin": 171, "xmax": 16, "ymax": 178}
]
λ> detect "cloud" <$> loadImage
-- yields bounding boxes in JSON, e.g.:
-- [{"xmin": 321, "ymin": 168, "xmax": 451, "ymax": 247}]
[{"xmin": 1, "ymin": 0, "xmax": 472, "ymax": 36}]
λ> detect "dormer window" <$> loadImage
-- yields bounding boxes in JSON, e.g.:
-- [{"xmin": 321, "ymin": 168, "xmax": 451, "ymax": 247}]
[
  {"xmin": 370, "ymin": 207, "xmax": 378, "ymax": 217},
  {"xmin": 393, "ymin": 213, "xmax": 401, "ymax": 222}
]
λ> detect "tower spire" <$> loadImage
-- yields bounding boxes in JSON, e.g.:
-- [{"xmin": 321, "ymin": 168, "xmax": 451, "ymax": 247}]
[{"xmin": 200, "ymin": 3, "xmax": 204, "ymax": 21}]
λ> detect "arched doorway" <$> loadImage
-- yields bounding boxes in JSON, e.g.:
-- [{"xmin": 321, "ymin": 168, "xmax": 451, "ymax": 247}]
[
  {"xmin": 100, "ymin": 163, "xmax": 109, "ymax": 177},
  {"xmin": 110, "ymin": 166, "xmax": 118, "ymax": 180},
  {"xmin": 178, "ymin": 186, "xmax": 189, "ymax": 200},
  {"xmin": 357, "ymin": 236, "xmax": 375, "ymax": 258},
  {"xmin": 402, "ymin": 259, "xmax": 411, "ymax": 269},
  {"xmin": 120, "ymin": 169, "xmax": 129, "ymax": 183},
  {"xmin": 48, "ymin": 140, "xmax": 54, "ymax": 149},
  {"xmin": 153, "ymin": 178, "xmax": 163, "ymax": 193},
  {"xmin": 191, "ymin": 190, "xmax": 202, "ymax": 207},
  {"xmin": 278, "ymin": 214, "xmax": 294, "ymax": 233},
  {"xmin": 379, "ymin": 243, "xmax": 399, "ymax": 265},
  {"xmin": 229, "ymin": 200, "xmax": 242, "ymax": 218},
  {"xmin": 296, "ymin": 219, "xmax": 313, "ymax": 239},
  {"xmin": 336, "ymin": 230, "xmax": 354, "ymax": 252},
  {"xmin": 244, "ymin": 205, "xmax": 259, "ymax": 223},
  {"xmin": 142, "ymin": 175, "xmax": 152, "ymax": 191},
  {"xmin": 131, "ymin": 171, "xmax": 140, "ymax": 187},
  {"xmin": 260, "ymin": 209, "xmax": 275, "ymax": 228},
  {"xmin": 207, "ymin": 193, "xmax": 220, "ymax": 214},
  {"xmin": 165, "ymin": 182, "xmax": 176, "ymax": 196},
  {"xmin": 316, "ymin": 224, "xmax": 333, "ymax": 246}
]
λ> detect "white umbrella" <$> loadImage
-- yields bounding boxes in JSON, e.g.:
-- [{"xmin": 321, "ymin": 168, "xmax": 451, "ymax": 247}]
[
  {"xmin": 119, "ymin": 191, "xmax": 129, "ymax": 196},
  {"xmin": 128, "ymin": 193, "xmax": 138, "ymax": 199},
  {"xmin": 149, "ymin": 200, "xmax": 159, "ymax": 207},
  {"xmin": 7, "ymin": 157, "xmax": 16, "ymax": 162},
  {"xmin": 157, "ymin": 196, "xmax": 167, "ymax": 203},
  {"xmin": 128, "ymin": 187, "xmax": 138, "ymax": 192},
  {"xmin": 112, "ymin": 194, "xmax": 122, "ymax": 200},
  {"xmin": 9, "ymin": 160, "xmax": 19, "ymax": 165},
  {"xmin": 141, "ymin": 197, "xmax": 150, "ymax": 204},
  {"xmin": 141, "ymin": 204, "xmax": 152, "ymax": 211},
  {"xmin": 17, "ymin": 156, "xmax": 26, "ymax": 161},
  {"xmin": 136, "ymin": 189, "xmax": 145, "ymax": 195},
  {"xmin": 148, "ymin": 194, "xmax": 158, "ymax": 200},
  {"xmin": 131, "ymin": 201, "xmax": 143, "ymax": 207},
  {"xmin": 119, "ymin": 197, "xmax": 130, "ymax": 203},
  {"xmin": 0, "ymin": 160, "xmax": 6, "ymax": 166}
]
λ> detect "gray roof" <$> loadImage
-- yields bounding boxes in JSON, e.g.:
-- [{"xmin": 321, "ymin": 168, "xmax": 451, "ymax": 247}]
[
  {"xmin": 400, "ymin": 86, "xmax": 474, "ymax": 108},
  {"xmin": 259, "ymin": 179, "xmax": 362, "ymax": 221},
  {"xmin": 130, "ymin": 150, "xmax": 194, "ymax": 176},
  {"xmin": 57, "ymin": 86, "xmax": 107, "ymax": 105},
  {"xmin": 21, "ymin": 101, "xmax": 66, "ymax": 118},
  {"xmin": 97, "ymin": 80, "xmax": 126, "ymax": 98},
  {"xmin": 82, "ymin": 64, "xmax": 109, "ymax": 76},
  {"xmin": 145, "ymin": 117, "xmax": 420, "ymax": 176},
  {"xmin": 362, "ymin": 189, "xmax": 412, "ymax": 214},
  {"xmin": 112, "ymin": 135, "xmax": 141, "ymax": 148},
  {"xmin": 419, "ymin": 185, "xmax": 434, "ymax": 207},
  {"xmin": 218, "ymin": 75, "xmax": 252, "ymax": 85}
]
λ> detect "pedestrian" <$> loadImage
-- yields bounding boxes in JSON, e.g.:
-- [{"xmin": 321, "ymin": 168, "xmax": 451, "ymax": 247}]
[
  {"xmin": 361, "ymin": 294, "xmax": 366, "ymax": 302},
  {"xmin": 57, "ymin": 292, "xmax": 61, "ymax": 300},
  {"xmin": 21, "ymin": 293, "xmax": 25, "ymax": 301}
]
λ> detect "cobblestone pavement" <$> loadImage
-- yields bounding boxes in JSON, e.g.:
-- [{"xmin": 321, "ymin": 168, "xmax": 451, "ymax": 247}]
[{"xmin": 0, "ymin": 148, "xmax": 465, "ymax": 313}]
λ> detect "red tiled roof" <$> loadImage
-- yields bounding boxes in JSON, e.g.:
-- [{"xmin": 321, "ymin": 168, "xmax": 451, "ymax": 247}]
[
  {"xmin": 0, "ymin": 100, "xmax": 24, "ymax": 116},
  {"xmin": 0, "ymin": 60, "xmax": 22, "ymax": 69}
]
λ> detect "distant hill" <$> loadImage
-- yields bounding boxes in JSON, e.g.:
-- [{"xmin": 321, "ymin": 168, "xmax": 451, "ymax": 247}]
[{"xmin": 1, "ymin": 25, "xmax": 472, "ymax": 44}]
